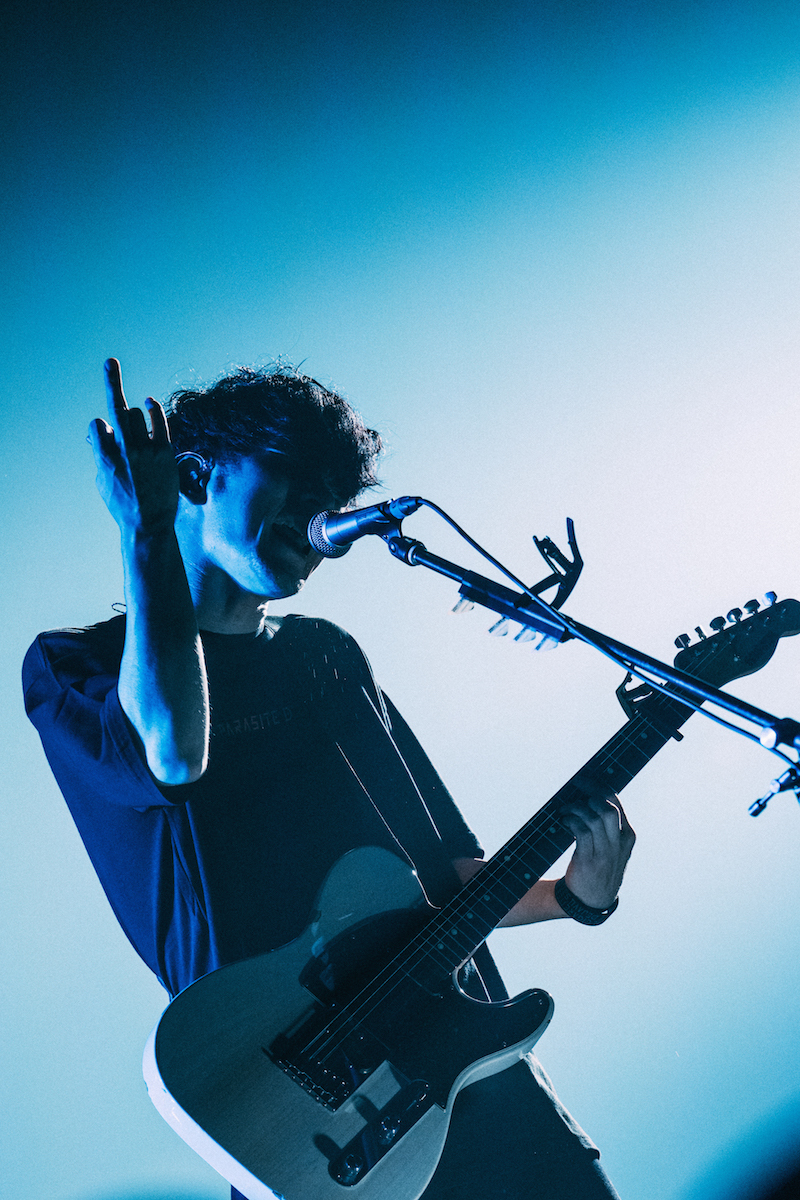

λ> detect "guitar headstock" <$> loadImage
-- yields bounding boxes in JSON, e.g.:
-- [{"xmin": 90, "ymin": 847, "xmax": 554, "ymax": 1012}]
[{"xmin": 672, "ymin": 594, "xmax": 800, "ymax": 687}]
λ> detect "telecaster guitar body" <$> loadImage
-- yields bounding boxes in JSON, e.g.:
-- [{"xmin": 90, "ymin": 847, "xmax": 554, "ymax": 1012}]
[{"xmin": 144, "ymin": 846, "xmax": 553, "ymax": 1200}]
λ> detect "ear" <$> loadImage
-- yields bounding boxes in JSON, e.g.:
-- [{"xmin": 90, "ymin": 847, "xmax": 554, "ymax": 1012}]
[{"xmin": 176, "ymin": 452, "xmax": 213, "ymax": 504}]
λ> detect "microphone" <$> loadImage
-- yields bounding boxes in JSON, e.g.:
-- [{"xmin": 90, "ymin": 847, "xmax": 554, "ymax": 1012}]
[{"xmin": 307, "ymin": 496, "xmax": 423, "ymax": 558}]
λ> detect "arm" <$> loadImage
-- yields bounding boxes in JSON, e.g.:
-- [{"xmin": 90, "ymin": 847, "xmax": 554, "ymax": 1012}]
[
  {"xmin": 88, "ymin": 359, "xmax": 209, "ymax": 785},
  {"xmin": 453, "ymin": 791, "xmax": 635, "ymax": 927}
]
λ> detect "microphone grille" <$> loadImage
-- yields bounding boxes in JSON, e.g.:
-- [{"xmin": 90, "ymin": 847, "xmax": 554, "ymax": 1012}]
[{"xmin": 307, "ymin": 511, "xmax": 351, "ymax": 558}]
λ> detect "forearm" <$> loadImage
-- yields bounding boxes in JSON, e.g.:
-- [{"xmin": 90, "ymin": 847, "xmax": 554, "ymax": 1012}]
[
  {"xmin": 452, "ymin": 844, "xmax": 630, "ymax": 928},
  {"xmin": 452, "ymin": 858, "xmax": 568, "ymax": 926},
  {"xmin": 119, "ymin": 527, "xmax": 209, "ymax": 784},
  {"xmin": 496, "ymin": 878, "xmax": 566, "ymax": 926}
]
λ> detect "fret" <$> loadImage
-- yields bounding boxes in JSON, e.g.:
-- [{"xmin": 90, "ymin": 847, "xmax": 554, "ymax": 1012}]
[
  {"xmin": 268, "ymin": 599, "xmax": 800, "ymax": 1095},
  {"xmin": 403, "ymin": 690, "xmax": 696, "ymax": 981},
  {"xmin": 380, "ymin": 600, "xmax": 800, "ymax": 997}
]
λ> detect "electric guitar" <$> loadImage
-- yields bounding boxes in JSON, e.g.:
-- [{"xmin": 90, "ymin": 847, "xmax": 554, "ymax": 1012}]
[{"xmin": 143, "ymin": 596, "xmax": 800, "ymax": 1200}]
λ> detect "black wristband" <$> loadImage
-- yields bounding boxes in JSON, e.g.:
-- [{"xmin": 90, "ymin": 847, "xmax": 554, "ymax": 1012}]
[{"xmin": 554, "ymin": 877, "xmax": 619, "ymax": 926}]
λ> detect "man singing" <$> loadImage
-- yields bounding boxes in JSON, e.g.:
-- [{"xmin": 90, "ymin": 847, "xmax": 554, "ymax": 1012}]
[{"xmin": 24, "ymin": 358, "xmax": 634, "ymax": 1198}]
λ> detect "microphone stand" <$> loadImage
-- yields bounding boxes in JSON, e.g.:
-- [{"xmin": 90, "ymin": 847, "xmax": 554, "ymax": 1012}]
[{"xmin": 379, "ymin": 529, "xmax": 800, "ymax": 759}]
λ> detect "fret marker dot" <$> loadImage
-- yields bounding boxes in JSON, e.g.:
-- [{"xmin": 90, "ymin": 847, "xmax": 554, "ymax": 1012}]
[
  {"xmin": 437, "ymin": 943, "xmax": 444, "ymax": 950},
  {"xmin": 524, "ymin": 873, "xmax": 531, "ymax": 881}
]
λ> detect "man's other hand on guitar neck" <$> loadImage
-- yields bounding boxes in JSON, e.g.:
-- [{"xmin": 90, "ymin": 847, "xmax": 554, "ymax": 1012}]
[{"xmin": 452, "ymin": 792, "xmax": 635, "ymax": 926}]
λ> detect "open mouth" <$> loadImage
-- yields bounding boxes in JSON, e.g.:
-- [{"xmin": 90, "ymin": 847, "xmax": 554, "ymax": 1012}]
[{"xmin": 271, "ymin": 522, "xmax": 312, "ymax": 557}]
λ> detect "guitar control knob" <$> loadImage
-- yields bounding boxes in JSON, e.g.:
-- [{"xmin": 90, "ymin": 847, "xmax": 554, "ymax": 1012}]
[
  {"xmin": 709, "ymin": 616, "xmax": 726, "ymax": 633},
  {"xmin": 332, "ymin": 1153, "xmax": 365, "ymax": 1185}
]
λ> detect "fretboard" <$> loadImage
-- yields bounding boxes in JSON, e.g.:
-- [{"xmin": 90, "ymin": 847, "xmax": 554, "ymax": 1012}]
[{"xmin": 406, "ymin": 685, "xmax": 694, "ymax": 985}]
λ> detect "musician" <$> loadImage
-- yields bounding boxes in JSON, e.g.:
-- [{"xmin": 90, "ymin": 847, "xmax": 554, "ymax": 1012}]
[{"xmin": 23, "ymin": 358, "xmax": 635, "ymax": 1199}]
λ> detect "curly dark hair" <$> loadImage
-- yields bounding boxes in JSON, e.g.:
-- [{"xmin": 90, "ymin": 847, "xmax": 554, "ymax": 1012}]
[{"xmin": 166, "ymin": 366, "xmax": 382, "ymax": 503}]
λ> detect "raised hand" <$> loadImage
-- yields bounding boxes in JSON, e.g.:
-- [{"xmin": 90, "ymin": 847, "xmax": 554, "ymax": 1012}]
[
  {"xmin": 88, "ymin": 358, "xmax": 179, "ymax": 536},
  {"xmin": 560, "ymin": 791, "xmax": 636, "ymax": 911}
]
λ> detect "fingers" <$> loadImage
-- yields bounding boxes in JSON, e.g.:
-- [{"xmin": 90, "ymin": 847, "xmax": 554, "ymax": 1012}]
[
  {"xmin": 561, "ymin": 793, "xmax": 618, "ymax": 831},
  {"xmin": 559, "ymin": 793, "xmax": 635, "ymax": 850},
  {"xmin": 89, "ymin": 359, "xmax": 180, "ymax": 532},
  {"xmin": 104, "ymin": 357, "xmax": 128, "ymax": 422},
  {"xmin": 87, "ymin": 417, "xmax": 116, "ymax": 460},
  {"xmin": 145, "ymin": 397, "xmax": 171, "ymax": 445},
  {"xmin": 100, "ymin": 360, "xmax": 169, "ymax": 446},
  {"xmin": 560, "ymin": 792, "xmax": 636, "ymax": 911}
]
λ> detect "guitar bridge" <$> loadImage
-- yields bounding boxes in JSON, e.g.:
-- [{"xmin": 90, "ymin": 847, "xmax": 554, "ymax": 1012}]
[
  {"xmin": 265, "ymin": 1037, "xmax": 349, "ymax": 1110},
  {"xmin": 265, "ymin": 1007, "xmax": 388, "ymax": 1111}
]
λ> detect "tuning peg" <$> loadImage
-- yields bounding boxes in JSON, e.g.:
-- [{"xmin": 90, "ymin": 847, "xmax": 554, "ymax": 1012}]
[
  {"xmin": 674, "ymin": 633, "xmax": 691, "ymax": 650},
  {"xmin": 744, "ymin": 599, "xmax": 760, "ymax": 614},
  {"xmin": 488, "ymin": 617, "xmax": 511, "ymax": 637},
  {"xmin": 514, "ymin": 627, "xmax": 560, "ymax": 651},
  {"xmin": 709, "ymin": 616, "xmax": 726, "ymax": 633},
  {"xmin": 765, "ymin": 591, "xmax": 777, "ymax": 606},
  {"xmin": 727, "ymin": 608, "xmax": 743, "ymax": 624},
  {"xmin": 694, "ymin": 626, "xmax": 707, "ymax": 640},
  {"xmin": 452, "ymin": 598, "xmax": 475, "ymax": 614}
]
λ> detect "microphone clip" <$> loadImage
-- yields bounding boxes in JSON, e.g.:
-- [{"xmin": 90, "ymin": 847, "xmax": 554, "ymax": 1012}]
[
  {"xmin": 530, "ymin": 518, "xmax": 583, "ymax": 610},
  {"xmin": 750, "ymin": 765, "xmax": 800, "ymax": 816}
]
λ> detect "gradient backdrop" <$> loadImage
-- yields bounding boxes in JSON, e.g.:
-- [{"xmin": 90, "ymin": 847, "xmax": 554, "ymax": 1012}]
[{"xmin": 4, "ymin": 3, "xmax": 800, "ymax": 1198}]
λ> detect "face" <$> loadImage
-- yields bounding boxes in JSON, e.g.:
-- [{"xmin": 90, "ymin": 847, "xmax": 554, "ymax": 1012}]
[{"xmin": 195, "ymin": 450, "xmax": 345, "ymax": 600}]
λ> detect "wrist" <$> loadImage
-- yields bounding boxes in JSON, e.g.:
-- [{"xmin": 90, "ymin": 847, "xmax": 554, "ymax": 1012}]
[
  {"xmin": 554, "ymin": 877, "xmax": 619, "ymax": 926},
  {"xmin": 120, "ymin": 520, "xmax": 178, "ymax": 551},
  {"xmin": 120, "ymin": 526, "xmax": 196, "ymax": 623}
]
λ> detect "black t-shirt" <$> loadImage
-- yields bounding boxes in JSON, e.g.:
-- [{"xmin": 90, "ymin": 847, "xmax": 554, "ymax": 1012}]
[
  {"xmin": 23, "ymin": 612, "xmax": 604, "ymax": 1187},
  {"xmin": 23, "ymin": 614, "xmax": 488, "ymax": 998}
]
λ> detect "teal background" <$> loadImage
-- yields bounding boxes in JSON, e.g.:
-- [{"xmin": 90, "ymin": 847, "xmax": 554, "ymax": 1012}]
[{"xmin": 4, "ymin": 3, "xmax": 800, "ymax": 1197}]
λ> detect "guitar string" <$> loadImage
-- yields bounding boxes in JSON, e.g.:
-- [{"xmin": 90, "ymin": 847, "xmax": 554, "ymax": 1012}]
[
  {"xmin": 368, "ymin": 612, "xmax": 781, "ymax": 987},
  {"xmin": 296, "ymin": 684, "xmax": 697, "ymax": 1067},
  {"xmin": 300, "ymin": 663, "xmax": 708, "ymax": 1067},
  {"xmin": 293, "ymin": 632, "xmax": 725, "ymax": 1068},
  {"xmin": 304, "ymin": 700, "xmax": 695, "ymax": 1069},
  {"xmin": 349, "ymin": 711, "xmax": 672, "ymax": 988}
]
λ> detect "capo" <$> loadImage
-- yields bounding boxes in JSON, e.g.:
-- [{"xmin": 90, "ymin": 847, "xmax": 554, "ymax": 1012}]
[{"xmin": 615, "ymin": 673, "xmax": 684, "ymax": 741}]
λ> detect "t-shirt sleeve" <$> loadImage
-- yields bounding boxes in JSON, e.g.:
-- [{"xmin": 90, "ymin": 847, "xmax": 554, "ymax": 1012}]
[
  {"xmin": 379, "ymin": 692, "xmax": 483, "ymax": 862},
  {"xmin": 22, "ymin": 625, "xmax": 184, "ymax": 810},
  {"xmin": 313, "ymin": 619, "xmax": 484, "ymax": 864}
]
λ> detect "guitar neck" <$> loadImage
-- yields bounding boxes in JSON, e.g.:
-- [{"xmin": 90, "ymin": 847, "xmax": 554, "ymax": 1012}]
[
  {"xmin": 409, "ymin": 686, "xmax": 693, "ymax": 984},
  {"xmin": 389, "ymin": 596, "xmax": 800, "ymax": 991}
]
